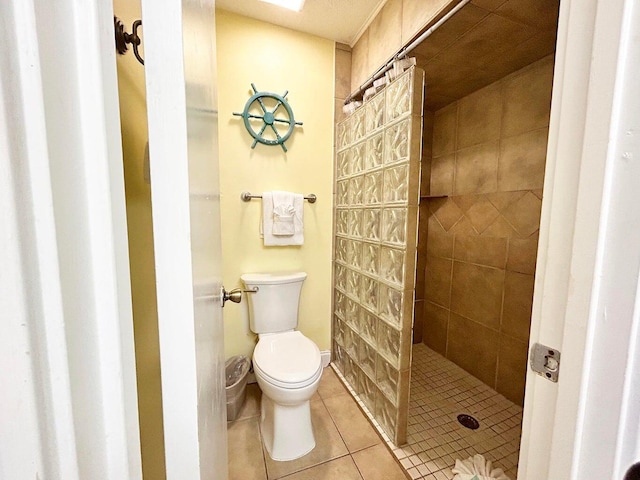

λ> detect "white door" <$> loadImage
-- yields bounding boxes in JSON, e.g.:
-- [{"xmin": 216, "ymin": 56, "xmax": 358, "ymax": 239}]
[
  {"xmin": 519, "ymin": 0, "xmax": 640, "ymax": 478},
  {"xmin": 140, "ymin": 0, "xmax": 227, "ymax": 479}
]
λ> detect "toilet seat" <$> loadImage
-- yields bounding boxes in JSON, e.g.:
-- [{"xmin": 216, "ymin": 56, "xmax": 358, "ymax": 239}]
[{"xmin": 253, "ymin": 331, "xmax": 322, "ymax": 389}]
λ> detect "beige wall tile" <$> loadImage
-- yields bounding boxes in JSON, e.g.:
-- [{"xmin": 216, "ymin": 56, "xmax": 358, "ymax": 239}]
[
  {"xmin": 451, "ymin": 194, "xmax": 477, "ymax": 213},
  {"xmin": 335, "ymin": 47, "xmax": 353, "ymax": 99},
  {"xmin": 433, "ymin": 103, "xmax": 458, "ymax": 157},
  {"xmin": 335, "ymin": 98, "xmax": 347, "ymax": 125},
  {"xmin": 457, "ymin": 82, "xmax": 502, "ymax": 149},
  {"xmin": 430, "ymin": 154, "xmax": 455, "ymax": 196},
  {"xmin": 454, "ymin": 141, "xmax": 499, "ymax": 195},
  {"xmin": 481, "ymin": 30, "xmax": 557, "ymax": 80},
  {"xmin": 502, "ymin": 56, "xmax": 554, "ymax": 137},
  {"xmin": 323, "ymin": 393, "xmax": 381, "ymax": 453},
  {"xmin": 369, "ymin": 0, "xmax": 403, "ymax": 73},
  {"xmin": 507, "ymin": 234, "xmax": 539, "ymax": 274},
  {"xmin": 501, "ymin": 271, "xmax": 534, "ymax": 342},
  {"xmin": 464, "ymin": 195, "xmax": 500, "ymax": 234},
  {"xmin": 227, "ymin": 417, "xmax": 267, "ymax": 480},
  {"xmin": 351, "ymin": 32, "xmax": 370, "ymax": 92},
  {"xmin": 447, "ymin": 313, "xmax": 499, "ymax": 386},
  {"xmin": 502, "ymin": 191, "xmax": 542, "ymax": 238},
  {"xmin": 352, "ymin": 443, "xmax": 407, "ymax": 480},
  {"xmin": 499, "ymin": 128, "xmax": 549, "ymax": 191},
  {"xmin": 402, "ymin": 0, "xmax": 451, "ymax": 44},
  {"xmin": 412, "ymin": 4, "xmax": 491, "ymax": 61},
  {"xmin": 421, "ymin": 156, "xmax": 432, "ymax": 197},
  {"xmin": 485, "ymin": 190, "xmax": 525, "ymax": 211},
  {"xmin": 416, "ymin": 204, "xmax": 430, "ymax": 295},
  {"xmin": 496, "ymin": 335, "xmax": 529, "ymax": 406},
  {"xmin": 471, "ymin": 0, "xmax": 509, "ymax": 10},
  {"xmin": 427, "ymin": 214, "xmax": 454, "ymax": 258},
  {"xmin": 454, "ymin": 235, "xmax": 508, "ymax": 269},
  {"xmin": 450, "ymin": 261, "xmax": 505, "ymax": 330},
  {"xmin": 424, "ymin": 255, "xmax": 453, "ymax": 307},
  {"xmin": 482, "ymin": 215, "xmax": 518, "ymax": 238},
  {"xmin": 422, "ymin": 111, "xmax": 434, "ymax": 158},
  {"xmin": 432, "ymin": 14, "xmax": 537, "ymax": 70},
  {"xmin": 423, "ymin": 301, "xmax": 449, "ymax": 355},
  {"xmin": 496, "ymin": 0, "xmax": 560, "ymax": 29},
  {"xmin": 413, "ymin": 300, "xmax": 424, "ymax": 342},
  {"xmin": 449, "ymin": 215, "xmax": 479, "ymax": 236},
  {"xmin": 432, "ymin": 197, "xmax": 463, "ymax": 231}
]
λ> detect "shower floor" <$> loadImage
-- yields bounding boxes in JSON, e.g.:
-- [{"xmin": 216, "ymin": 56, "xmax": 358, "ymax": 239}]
[{"xmin": 335, "ymin": 344, "xmax": 522, "ymax": 479}]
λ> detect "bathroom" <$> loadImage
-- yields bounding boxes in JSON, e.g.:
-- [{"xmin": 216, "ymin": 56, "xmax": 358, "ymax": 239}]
[{"xmin": 114, "ymin": 0, "xmax": 557, "ymax": 479}]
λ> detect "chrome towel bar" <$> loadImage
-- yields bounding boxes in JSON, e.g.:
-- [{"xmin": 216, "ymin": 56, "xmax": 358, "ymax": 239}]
[{"xmin": 240, "ymin": 191, "xmax": 317, "ymax": 203}]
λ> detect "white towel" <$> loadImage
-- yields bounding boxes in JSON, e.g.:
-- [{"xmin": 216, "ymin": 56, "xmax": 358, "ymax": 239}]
[
  {"xmin": 271, "ymin": 191, "xmax": 296, "ymax": 236},
  {"xmin": 261, "ymin": 191, "xmax": 304, "ymax": 246}
]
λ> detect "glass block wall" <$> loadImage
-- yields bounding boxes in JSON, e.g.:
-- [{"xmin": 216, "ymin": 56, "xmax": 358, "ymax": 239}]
[{"xmin": 333, "ymin": 67, "xmax": 424, "ymax": 445}]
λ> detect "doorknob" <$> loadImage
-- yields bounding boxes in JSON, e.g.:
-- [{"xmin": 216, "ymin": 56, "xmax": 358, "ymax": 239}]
[
  {"xmin": 221, "ymin": 287, "xmax": 258, "ymax": 307},
  {"xmin": 625, "ymin": 462, "xmax": 640, "ymax": 479}
]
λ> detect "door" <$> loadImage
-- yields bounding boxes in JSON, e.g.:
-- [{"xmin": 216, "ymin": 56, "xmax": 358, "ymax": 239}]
[
  {"xmin": 140, "ymin": 0, "xmax": 227, "ymax": 479},
  {"xmin": 519, "ymin": 0, "xmax": 640, "ymax": 478}
]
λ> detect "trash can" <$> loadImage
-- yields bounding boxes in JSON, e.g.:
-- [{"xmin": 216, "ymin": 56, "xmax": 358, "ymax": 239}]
[{"xmin": 225, "ymin": 355, "xmax": 250, "ymax": 422}]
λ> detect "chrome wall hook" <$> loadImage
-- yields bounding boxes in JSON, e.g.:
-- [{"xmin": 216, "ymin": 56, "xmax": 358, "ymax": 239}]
[{"xmin": 114, "ymin": 17, "xmax": 145, "ymax": 66}]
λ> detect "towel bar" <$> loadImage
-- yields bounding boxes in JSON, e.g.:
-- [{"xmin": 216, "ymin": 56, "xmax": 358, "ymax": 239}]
[{"xmin": 240, "ymin": 191, "xmax": 317, "ymax": 203}]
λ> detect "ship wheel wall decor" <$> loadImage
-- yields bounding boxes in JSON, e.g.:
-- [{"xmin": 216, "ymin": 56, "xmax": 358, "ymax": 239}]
[{"xmin": 233, "ymin": 84, "xmax": 303, "ymax": 152}]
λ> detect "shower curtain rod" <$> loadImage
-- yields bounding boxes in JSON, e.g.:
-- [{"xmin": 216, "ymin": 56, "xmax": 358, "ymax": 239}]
[{"xmin": 344, "ymin": 0, "xmax": 472, "ymax": 104}]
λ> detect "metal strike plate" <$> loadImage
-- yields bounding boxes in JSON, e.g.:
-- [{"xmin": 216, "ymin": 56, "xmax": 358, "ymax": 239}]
[{"xmin": 530, "ymin": 343, "xmax": 561, "ymax": 382}]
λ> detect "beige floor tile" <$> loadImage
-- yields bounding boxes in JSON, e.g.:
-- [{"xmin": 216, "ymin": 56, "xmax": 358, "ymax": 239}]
[
  {"xmin": 264, "ymin": 399, "xmax": 349, "ymax": 479},
  {"xmin": 352, "ymin": 444, "xmax": 408, "ymax": 480},
  {"xmin": 227, "ymin": 417, "xmax": 267, "ymax": 480},
  {"xmin": 318, "ymin": 366, "xmax": 348, "ymax": 399},
  {"xmin": 280, "ymin": 455, "xmax": 363, "ymax": 480},
  {"xmin": 323, "ymin": 393, "xmax": 380, "ymax": 453},
  {"xmin": 235, "ymin": 383, "xmax": 261, "ymax": 420}
]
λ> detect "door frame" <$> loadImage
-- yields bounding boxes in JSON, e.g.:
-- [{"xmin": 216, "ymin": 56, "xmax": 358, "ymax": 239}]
[
  {"xmin": 519, "ymin": 0, "xmax": 640, "ymax": 478},
  {"xmin": 3, "ymin": 0, "xmax": 639, "ymax": 478},
  {"xmin": 1, "ymin": 0, "xmax": 141, "ymax": 478}
]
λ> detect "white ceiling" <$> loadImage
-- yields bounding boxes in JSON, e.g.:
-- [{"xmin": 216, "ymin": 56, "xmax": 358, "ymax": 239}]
[{"xmin": 215, "ymin": 0, "xmax": 385, "ymax": 46}]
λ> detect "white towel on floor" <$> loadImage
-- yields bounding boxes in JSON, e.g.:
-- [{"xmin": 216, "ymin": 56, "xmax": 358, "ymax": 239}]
[{"xmin": 261, "ymin": 191, "xmax": 304, "ymax": 246}]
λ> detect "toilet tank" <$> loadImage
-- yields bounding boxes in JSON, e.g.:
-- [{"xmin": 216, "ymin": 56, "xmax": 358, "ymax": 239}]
[{"xmin": 241, "ymin": 272, "xmax": 307, "ymax": 334}]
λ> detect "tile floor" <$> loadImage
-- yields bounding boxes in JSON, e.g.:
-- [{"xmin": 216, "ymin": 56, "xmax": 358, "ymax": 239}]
[
  {"xmin": 227, "ymin": 367, "xmax": 408, "ymax": 480},
  {"xmin": 228, "ymin": 344, "xmax": 522, "ymax": 480},
  {"xmin": 335, "ymin": 344, "xmax": 523, "ymax": 480}
]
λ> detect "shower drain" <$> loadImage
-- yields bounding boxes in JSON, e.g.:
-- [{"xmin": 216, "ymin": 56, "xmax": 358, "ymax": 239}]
[{"xmin": 457, "ymin": 414, "xmax": 480, "ymax": 430}]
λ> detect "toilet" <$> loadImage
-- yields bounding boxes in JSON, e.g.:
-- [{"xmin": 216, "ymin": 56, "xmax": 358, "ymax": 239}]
[{"xmin": 241, "ymin": 272, "xmax": 322, "ymax": 462}]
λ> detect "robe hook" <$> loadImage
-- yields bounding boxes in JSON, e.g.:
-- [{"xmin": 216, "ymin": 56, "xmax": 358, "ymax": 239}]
[{"xmin": 114, "ymin": 17, "xmax": 144, "ymax": 66}]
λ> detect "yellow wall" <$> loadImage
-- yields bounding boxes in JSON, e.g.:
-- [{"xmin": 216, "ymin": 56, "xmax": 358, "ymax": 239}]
[
  {"xmin": 216, "ymin": 10, "xmax": 335, "ymax": 358},
  {"xmin": 113, "ymin": 2, "xmax": 166, "ymax": 479}
]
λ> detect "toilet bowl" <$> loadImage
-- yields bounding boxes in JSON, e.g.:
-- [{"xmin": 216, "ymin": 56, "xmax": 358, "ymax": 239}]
[
  {"xmin": 241, "ymin": 272, "xmax": 322, "ymax": 461},
  {"xmin": 253, "ymin": 331, "xmax": 322, "ymax": 461}
]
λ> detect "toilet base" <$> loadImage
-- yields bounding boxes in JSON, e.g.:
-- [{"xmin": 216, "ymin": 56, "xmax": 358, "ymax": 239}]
[{"xmin": 260, "ymin": 395, "xmax": 315, "ymax": 461}]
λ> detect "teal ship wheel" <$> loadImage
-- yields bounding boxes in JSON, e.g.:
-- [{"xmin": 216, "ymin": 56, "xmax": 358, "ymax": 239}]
[{"xmin": 233, "ymin": 84, "xmax": 303, "ymax": 152}]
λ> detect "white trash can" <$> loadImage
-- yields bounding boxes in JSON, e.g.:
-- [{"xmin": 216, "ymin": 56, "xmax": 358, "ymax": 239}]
[{"xmin": 225, "ymin": 355, "xmax": 250, "ymax": 422}]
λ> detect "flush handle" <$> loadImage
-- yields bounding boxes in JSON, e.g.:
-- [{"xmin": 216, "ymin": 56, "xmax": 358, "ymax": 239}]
[{"xmin": 221, "ymin": 286, "xmax": 258, "ymax": 307}]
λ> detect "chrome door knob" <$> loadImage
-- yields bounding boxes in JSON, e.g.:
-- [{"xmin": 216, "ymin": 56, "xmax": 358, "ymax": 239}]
[{"xmin": 221, "ymin": 286, "xmax": 258, "ymax": 307}]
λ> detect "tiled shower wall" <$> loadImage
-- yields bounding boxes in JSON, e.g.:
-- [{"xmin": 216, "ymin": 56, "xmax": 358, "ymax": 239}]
[
  {"xmin": 420, "ymin": 56, "xmax": 554, "ymax": 406},
  {"xmin": 333, "ymin": 67, "xmax": 424, "ymax": 445}
]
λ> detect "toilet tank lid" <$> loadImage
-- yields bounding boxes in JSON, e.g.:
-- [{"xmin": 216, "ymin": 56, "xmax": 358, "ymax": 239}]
[{"xmin": 241, "ymin": 272, "xmax": 307, "ymax": 285}]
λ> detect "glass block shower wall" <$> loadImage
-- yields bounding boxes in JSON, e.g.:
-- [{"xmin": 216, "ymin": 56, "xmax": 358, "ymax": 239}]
[{"xmin": 333, "ymin": 67, "xmax": 424, "ymax": 445}]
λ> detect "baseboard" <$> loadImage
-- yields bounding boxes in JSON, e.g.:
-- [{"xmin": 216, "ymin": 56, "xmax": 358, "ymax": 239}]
[
  {"xmin": 246, "ymin": 350, "xmax": 332, "ymax": 384},
  {"xmin": 321, "ymin": 350, "xmax": 331, "ymax": 368}
]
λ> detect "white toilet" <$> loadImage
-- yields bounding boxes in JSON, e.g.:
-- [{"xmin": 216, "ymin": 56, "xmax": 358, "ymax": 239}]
[{"xmin": 241, "ymin": 272, "xmax": 322, "ymax": 462}]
